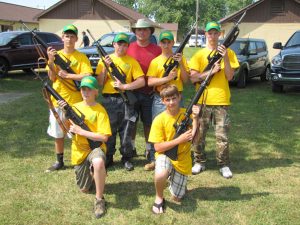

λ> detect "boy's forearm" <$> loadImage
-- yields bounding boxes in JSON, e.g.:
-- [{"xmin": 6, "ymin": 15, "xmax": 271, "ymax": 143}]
[
  {"xmin": 77, "ymin": 129, "xmax": 109, "ymax": 143},
  {"xmin": 154, "ymin": 139, "xmax": 181, "ymax": 153}
]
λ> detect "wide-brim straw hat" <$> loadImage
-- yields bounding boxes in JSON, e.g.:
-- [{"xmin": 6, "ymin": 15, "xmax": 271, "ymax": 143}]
[{"xmin": 132, "ymin": 18, "xmax": 155, "ymax": 34}]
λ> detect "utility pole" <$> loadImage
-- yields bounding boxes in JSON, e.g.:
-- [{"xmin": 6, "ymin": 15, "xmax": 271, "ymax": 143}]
[{"xmin": 195, "ymin": 0, "xmax": 199, "ymax": 47}]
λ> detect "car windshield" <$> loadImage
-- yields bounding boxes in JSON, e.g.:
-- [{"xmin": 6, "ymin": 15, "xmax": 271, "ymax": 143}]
[
  {"xmin": 230, "ymin": 41, "xmax": 247, "ymax": 55},
  {"xmin": 0, "ymin": 32, "xmax": 19, "ymax": 46},
  {"xmin": 92, "ymin": 34, "xmax": 117, "ymax": 47},
  {"xmin": 285, "ymin": 32, "xmax": 300, "ymax": 47}
]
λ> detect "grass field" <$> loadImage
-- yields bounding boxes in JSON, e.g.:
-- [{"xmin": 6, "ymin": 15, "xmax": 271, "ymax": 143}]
[{"xmin": 0, "ymin": 70, "xmax": 299, "ymax": 225}]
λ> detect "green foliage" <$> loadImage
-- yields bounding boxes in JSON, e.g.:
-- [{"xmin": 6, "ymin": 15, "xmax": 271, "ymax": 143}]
[{"xmin": 114, "ymin": 0, "xmax": 254, "ymax": 38}]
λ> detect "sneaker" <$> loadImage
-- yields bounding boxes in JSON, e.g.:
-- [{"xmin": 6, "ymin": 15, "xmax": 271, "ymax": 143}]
[
  {"xmin": 123, "ymin": 161, "xmax": 134, "ymax": 171},
  {"xmin": 220, "ymin": 166, "xmax": 233, "ymax": 179},
  {"xmin": 192, "ymin": 163, "xmax": 206, "ymax": 175},
  {"xmin": 94, "ymin": 198, "xmax": 106, "ymax": 218},
  {"xmin": 45, "ymin": 162, "xmax": 64, "ymax": 172},
  {"xmin": 144, "ymin": 162, "xmax": 155, "ymax": 171}
]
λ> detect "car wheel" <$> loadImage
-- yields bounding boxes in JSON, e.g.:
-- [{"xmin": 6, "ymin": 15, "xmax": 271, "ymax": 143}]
[
  {"xmin": 261, "ymin": 67, "xmax": 269, "ymax": 81},
  {"xmin": 272, "ymin": 82, "xmax": 283, "ymax": 93},
  {"xmin": 0, "ymin": 58, "xmax": 9, "ymax": 78},
  {"xmin": 237, "ymin": 69, "xmax": 247, "ymax": 88}
]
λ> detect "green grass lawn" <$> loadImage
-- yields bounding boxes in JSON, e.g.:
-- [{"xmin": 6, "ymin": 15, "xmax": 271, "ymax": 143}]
[{"xmin": 0, "ymin": 72, "xmax": 299, "ymax": 225}]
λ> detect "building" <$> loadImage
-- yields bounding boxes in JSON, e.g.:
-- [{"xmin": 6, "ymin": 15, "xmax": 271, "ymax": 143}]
[
  {"xmin": 220, "ymin": 0, "xmax": 300, "ymax": 57},
  {"xmin": 36, "ymin": 0, "xmax": 177, "ymax": 47},
  {"xmin": 0, "ymin": 2, "xmax": 42, "ymax": 31}
]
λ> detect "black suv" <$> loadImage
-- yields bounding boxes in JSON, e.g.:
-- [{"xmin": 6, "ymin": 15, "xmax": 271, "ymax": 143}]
[
  {"xmin": 270, "ymin": 30, "xmax": 300, "ymax": 92},
  {"xmin": 230, "ymin": 38, "xmax": 270, "ymax": 88},
  {"xmin": 77, "ymin": 32, "xmax": 158, "ymax": 71},
  {"xmin": 0, "ymin": 31, "xmax": 63, "ymax": 78}
]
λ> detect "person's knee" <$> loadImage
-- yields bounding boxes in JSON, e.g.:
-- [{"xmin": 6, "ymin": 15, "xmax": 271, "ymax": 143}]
[
  {"xmin": 155, "ymin": 169, "xmax": 169, "ymax": 180},
  {"xmin": 92, "ymin": 158, "xmax": 105, "ymax": 170}
]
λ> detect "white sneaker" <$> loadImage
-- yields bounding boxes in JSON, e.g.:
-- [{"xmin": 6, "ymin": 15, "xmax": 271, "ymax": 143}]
[
  {"xmin": 220, "ymin": 166, "xmax": 233, "ymax": 178},
  {"xmin": 192, "ymin": 163, "xmax": 206, "ymax": 175}
]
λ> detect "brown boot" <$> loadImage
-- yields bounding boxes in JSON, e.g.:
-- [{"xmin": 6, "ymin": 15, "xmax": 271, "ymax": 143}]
[{"xmin": 144, "ymin": 162, "xmax": 155, "ymax": 171}]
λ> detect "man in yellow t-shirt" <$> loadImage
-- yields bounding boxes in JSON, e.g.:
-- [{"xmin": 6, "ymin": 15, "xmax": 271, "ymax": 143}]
[
  {"xmin": 148, "ymin": 85, "xmax": 200, "ymax": 214},
  {"xmin": 96, "ymin": 32, "xmax": 145, "ymax": 171},
  {"xmin": 189, "ymin": 21, "xmax": 239, "ymax": 178},
  {"xmin": 46, "ymin": 24, "xmax": 93, "ymax": 172},
  {"xmin": 146, "ymin": 30, "xmax": 189, "ymax": 171},
  {"xmin": 58, "ymin": 76, "xmax": 111, "ymax": 218}
]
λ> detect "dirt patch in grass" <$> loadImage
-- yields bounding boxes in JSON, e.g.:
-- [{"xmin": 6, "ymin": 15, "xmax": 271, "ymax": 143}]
[{"xmin": 0, "ymin": 92, "xmax": 31, "ymax": 104}]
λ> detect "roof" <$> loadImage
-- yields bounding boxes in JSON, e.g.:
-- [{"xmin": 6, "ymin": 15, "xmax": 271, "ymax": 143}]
[
  {"xmin": 219, "ymin": 0, "xmax": 264, "ymax": 24},
  {"xmin": 0, "ymin": 2, "xmax": 43, "ymax": 23},
  {"xmin": 36, "ymin": 0, "xmax": 162, "ymax": 28}
]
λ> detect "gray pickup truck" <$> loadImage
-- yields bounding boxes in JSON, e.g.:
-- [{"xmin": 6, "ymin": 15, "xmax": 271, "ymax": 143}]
[{"xmin": 270, "ymin": 30, "xmax": 300, "ymax": 92}]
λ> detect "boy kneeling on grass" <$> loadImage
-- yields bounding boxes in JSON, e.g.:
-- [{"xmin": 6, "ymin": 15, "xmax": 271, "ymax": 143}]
[
  {"xmin": 58, "ymin": 76, "xmax": 112, "ymax": 218},
  {"xmin": 148, "ymin": 84, "xmax": 200, "ymax": 214}
]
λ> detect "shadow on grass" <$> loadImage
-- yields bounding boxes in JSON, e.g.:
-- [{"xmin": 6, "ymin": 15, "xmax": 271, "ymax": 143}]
[
  {"xmin": 105, "ymin": 181, "xmax": 153, "ymax": 210},
  {"xmin": 233, "ymin": 157, "xmax": 295, "ymax": 174},
  {"xmin": 168, "ymin": 186, "xmax": 269, "ymax": 213}
]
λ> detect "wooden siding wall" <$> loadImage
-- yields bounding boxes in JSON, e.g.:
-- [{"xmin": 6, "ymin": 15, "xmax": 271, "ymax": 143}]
[
  {"xmin": 227, "ymin": 0, "xmax": 300, "ymax": 23},
  {"xmin": 42, "ymin": 0, "xmax": 127, "ymax": 20}
]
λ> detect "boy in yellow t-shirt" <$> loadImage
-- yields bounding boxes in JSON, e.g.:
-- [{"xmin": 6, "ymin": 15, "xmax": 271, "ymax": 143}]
[
  {"xmin": 58, "ymin": 76, "xmax": 111, "ymax": 218},
  {"xmin": 46, "ymin": 24, "xmax": 93, "ymax": 172},
  {"xmin": 146, "ymin": 30, "xmax": 189, "ymax": 171},
  {"xmin": 96, "ymin": 32, "xmax": 145, "ymax": 171},
  {"xmin": 189, "ymin": 21, "xmax": 239, "ymax": 179},
  {"xmin": 148, "ymin": 85, "xmax": 200, "ymax": 214}
]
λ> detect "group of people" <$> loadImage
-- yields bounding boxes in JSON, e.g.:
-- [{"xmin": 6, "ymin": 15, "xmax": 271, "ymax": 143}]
[{"xmin": 45, "ymin": 19, "xmax": 239, "ymax": 218}]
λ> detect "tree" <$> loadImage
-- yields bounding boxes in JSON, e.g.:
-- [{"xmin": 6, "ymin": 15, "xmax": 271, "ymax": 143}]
[{"xmin": 114, "ymin": 0, "xmax": 253, "ymax": 39}]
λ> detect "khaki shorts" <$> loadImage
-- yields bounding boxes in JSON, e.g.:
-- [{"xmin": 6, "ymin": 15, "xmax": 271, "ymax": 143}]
[
  {"xmin": 155, "ymin": 154, "xmax": 188, "ymax": 199},
  {"xmin": 74, "ymin": 148, "xmax": 106, "ymax": 191},
  {"xmin": 47, "ymin": 107, "xmax": 72, "ymax": 139}
]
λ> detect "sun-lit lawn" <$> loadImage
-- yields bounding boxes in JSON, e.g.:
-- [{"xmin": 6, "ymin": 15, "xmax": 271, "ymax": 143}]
[{"xmin": 0, "ymin": 72, "xmax": 299, "ymax": 225}]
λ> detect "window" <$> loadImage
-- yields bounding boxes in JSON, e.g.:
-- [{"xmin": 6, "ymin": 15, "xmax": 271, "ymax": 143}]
[
  {"xmin": 256, "ymin": 42, "xmax": 265, "ymax": 53},
  {"xmin": 17, "ymin": 34, "xmax": 33, "ymax": 45},
  {"xmin": 248, "ymin": 42, "xmax": 256, "ymax": 52},
  {"xmin": 271, "ymin": 0, "xmax": 285, "ymax": 14},
  {"xmin": 39, "ymin": 33, "xmax": 61, "ymax": 44}
]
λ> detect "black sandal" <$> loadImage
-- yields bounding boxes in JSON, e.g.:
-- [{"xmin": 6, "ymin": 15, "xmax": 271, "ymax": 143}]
[{"xmin": 152, "ymin": 198, "xmax": 166, "ymax": 214}]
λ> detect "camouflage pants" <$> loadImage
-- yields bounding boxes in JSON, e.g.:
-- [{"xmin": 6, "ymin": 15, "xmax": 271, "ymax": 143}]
[{"xmin": 193, "ymin": 105, "xmax": 230, "ymax": 166}]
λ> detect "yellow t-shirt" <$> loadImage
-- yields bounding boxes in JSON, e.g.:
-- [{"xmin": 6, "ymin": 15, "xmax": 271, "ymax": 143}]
[
  {"xmin": 148, "ymin": 108, "xmax": 192, "ymax": 175},
  {"xmin": 47, "ymin": 50, "xmax": 93, "ymax": 106},
  {"xmin": 71, "ymin": 101, "xmax": 112, "ymax": 165},
  {"xmin": 189, "ymin": 48, "xmax": 239, "ymax": 105},
  {"xmin": 146, "ymin": 55, "xmax": 189, "ymax": 92},
  {"xmin": 97, "ymin": 54, "xmax": 144, "ymax": 94}
]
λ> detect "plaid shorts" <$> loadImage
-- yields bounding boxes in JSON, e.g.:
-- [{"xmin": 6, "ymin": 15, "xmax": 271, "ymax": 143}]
[
  {"xmin": 74, "ymin": 148, "xmax": 106, "ymax": 190},
  {"xmin": 155, "ymin": 154, "xmax": 188, "ymax": 199}
]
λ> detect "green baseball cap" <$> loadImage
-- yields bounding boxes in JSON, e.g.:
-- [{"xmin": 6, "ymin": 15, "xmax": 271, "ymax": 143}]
[
  {"xmin": 63, "ymin": 24, "xmax": 78, "ymax": 35},
  {"xmin": 205, "ymin": 21, "xmax": 221, "ymax": 32},
  {"xmin": 113, "ymin": 32, "xmax": 129, "ymax": 43},
  {"xmin": 80, "ymin": 76, "xmax": 99, "ymax": 90},
  {"xmin": 159, "ymin": 30, "xmax": 174, "ymax": 41}
]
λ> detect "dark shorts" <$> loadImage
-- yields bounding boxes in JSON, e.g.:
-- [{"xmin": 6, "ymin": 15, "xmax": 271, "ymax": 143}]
[{"xmin": 134, "ymin": 92, "xmax": 153, "ymax": 126}]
